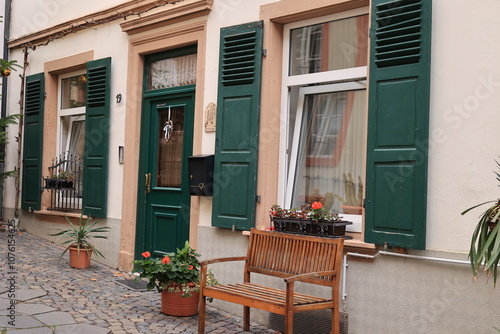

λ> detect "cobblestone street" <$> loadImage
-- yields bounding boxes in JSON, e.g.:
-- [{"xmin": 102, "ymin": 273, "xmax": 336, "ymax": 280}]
[{"xmin": 0, "ymin": 228, "xmax": 278, "ymax": 333}]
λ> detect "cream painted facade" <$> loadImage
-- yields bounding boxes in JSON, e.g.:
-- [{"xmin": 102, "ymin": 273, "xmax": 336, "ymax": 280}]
[{"xmin": 2, "ymin": 0, "xmax": 500, "ymax": 333}]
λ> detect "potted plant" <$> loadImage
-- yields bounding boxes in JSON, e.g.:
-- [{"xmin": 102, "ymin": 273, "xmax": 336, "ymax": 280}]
[
  {"xmin": 461, "ymin": 159, "xmax": 500, "ymax": 286},
  {"xmin": 0, "ymin": 59, "xmax": 21, "ymax": 77},
  {"xmin": 133, "ymin": 241, "xmax": 218, "ymax": 316},
  {"xmin": 49, "ymin": 215, "xmax": 110, "ymax": 269},
  {"xmin": 269, "ymin": 202, "xmax": 352, "ymax": 238},
  {"xmin": 44, "ymin": 169, "xmax": 77, "ymax": 189}
]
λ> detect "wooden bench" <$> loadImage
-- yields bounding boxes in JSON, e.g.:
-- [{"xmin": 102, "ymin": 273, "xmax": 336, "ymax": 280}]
[{"xmin": 198, "ymin": 228, "xmax": 344, "ymax": 334}]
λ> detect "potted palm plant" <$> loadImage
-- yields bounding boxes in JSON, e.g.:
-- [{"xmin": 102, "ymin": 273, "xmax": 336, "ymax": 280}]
[
  {"xmin": 49, "ymin": 215, "xmax": 110, "ymax": 269},
  {"xmin": 461, "ymin": 159, "xmax": 500, "ymax": 286}
]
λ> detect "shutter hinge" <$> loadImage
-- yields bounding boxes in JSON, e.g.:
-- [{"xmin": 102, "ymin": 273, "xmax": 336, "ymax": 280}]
[
  {"xmin": 256, "ymin": 195, "xmax": 261, "ymax": 203},
  {"xmin": 262, "ymin": 49, "xmax": 267, "ymax": 57}
]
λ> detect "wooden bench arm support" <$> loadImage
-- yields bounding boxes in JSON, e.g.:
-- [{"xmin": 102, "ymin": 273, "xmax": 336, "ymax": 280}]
[
  {"xmin": 200, "ymin": 256, "xmax": 248, "ymax": 267},
  {"xmin": 284, "ymin": 270, "xmax": 337, "ymax": 283},
  {"xmin": 199, "ymin": 256, "xmax": 248, "ymax": 285}
]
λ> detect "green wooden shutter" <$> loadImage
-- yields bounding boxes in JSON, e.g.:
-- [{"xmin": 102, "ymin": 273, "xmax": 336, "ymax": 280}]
[
  {"xmin": 21, "ymin": 73, "xmax": 45, "ymax": 211},
  {"xmin": 364, "ymin": 0, "xmax": 432, "ymax": 249},
  {"xmin": 212, "ymin": 21, "xmax": 263, "ymax": 230},
  {"xmin": 82, "ymin": 57, "xmax": 111, "ymax": 217}
]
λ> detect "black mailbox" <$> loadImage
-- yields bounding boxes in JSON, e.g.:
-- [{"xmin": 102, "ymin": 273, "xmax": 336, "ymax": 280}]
[{"xmin": 187, "ymin": 154, "xmax": 214, "ymax": 196}]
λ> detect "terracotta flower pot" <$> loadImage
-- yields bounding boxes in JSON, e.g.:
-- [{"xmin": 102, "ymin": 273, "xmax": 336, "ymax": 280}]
[
  {"xmin": 69, "ymin": 246, "xmax": 92, "ymax": 269},
  {"xmin": 161, "ymin": 283, "xmax": 199, "ymax": 316}
]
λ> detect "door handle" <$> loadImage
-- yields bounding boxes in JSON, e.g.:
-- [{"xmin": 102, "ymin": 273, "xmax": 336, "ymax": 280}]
[{"xmin": 145, "ymin": 173, "xmax": 151, "ymax": 193}]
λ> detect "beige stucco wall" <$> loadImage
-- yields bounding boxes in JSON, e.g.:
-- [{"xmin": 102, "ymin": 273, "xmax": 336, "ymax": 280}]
[{"xmin": 426, "ymin": 0, "xmax": 500, "ymax": 252}]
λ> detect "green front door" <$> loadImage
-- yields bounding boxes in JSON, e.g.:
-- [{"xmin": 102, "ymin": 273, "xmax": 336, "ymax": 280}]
[{"xmin": 136, "ymin": 92, "xmax": 195, "ymax": 257}]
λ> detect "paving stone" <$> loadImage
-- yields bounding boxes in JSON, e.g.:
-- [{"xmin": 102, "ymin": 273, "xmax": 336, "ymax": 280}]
[
  {"xmin": 16, "ymin": 303, "xmax": 58, "ymax": 315},
  {"xmin": 5, "ymin": 327, "xmax": 53, "ymax": 334},
  {"xmin": 54, "ymin": 323, "xmax": 111, "ymax": 334},
  {"xmin": 0, "ymin": 314, "xmax": 45, "ymax": 328},
  {"xmin": 34, "ymin": 311, "xmax": 76, "ymax": 326},
  {"xmin": 0, "ymin": 289, "xmax": 48, "ymax": 302}
]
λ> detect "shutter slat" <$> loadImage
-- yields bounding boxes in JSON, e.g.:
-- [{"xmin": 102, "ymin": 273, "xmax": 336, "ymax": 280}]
[
  {"xmin": 221, "ymin": 31, "xmax": 258, "ymax": 86},
  {"xmin": 374, "ymin": 0, "xmax": 423, "ymax": 68}
]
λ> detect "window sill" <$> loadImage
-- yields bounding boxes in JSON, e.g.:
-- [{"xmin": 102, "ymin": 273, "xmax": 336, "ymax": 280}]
[
  {"xmin": 344, "ymin": 232, "xmax": 377, "ymax": 257},
  {"xmin": 34, "ymin": 210, "xmax": 87, "ymax": 224}
]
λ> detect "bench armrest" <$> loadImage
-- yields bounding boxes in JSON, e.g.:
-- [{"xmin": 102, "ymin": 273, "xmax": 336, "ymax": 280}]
[
  {"xmin": 199, "ymin": 256, "xmax": 248, "ymax": 286},
  {"xmin": 200, "ymin": 256, "xmax": 248, "ymax": 267},
  {"xmin": 284, "ymin": 270, "xmax": 337, "ymax": 283}
]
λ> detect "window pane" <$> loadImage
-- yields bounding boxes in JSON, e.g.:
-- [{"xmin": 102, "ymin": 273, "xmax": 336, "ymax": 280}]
[
  {"xmin": 149, "ymin": 54, "xmax": 197, "ymax": 90},
  {"xmin": 61, "ymin": 75, "xmax": 87, "ymax": 109},
  {"xmin": 290, "ymin": 89, "xmax": 366, "ymax": 215},
  {"xmin": 157, "ymin": 106, "xmax": 184, "ymax": 188},
  {"xmin": 289, "ymin": 15, "xmax": 368, "ymax": 75}
]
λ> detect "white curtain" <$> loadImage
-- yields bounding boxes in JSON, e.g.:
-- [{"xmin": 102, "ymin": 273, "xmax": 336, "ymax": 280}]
[
  {"xmin": 290, "ymin": 90, "xmax": 366, "ymax": 212},
  {"xmin": 150, "ymin": 54, "xmax": 197, "ymax": 90}
]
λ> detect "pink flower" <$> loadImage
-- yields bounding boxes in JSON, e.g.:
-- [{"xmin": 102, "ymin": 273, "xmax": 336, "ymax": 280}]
[
  {"xmin": 188, "ymin": 265, "xmax": 194, "ymax": 270},
  {"xmin": 142, "ymin": 251, "xmax": 150, "ymax": 258},
  {"xmin": 162, "ymin": 256, "xmax": 171, "ymax": 265}
]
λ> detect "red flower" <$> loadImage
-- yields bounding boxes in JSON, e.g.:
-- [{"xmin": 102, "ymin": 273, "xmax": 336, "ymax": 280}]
[
  {"xmin": 162, "ymin": 256, "xmax": 171, "ymax": 264},
  {"xmin": 188, "ymin": 265, "xmax": 194, "ymax": 270},
  {"xmin": 142, "ymin": 251, "xmax": 150, "ymax": 258},
  {"xmin": 311, "ymin": 201, "xmax": 323, "ymax": 210}
]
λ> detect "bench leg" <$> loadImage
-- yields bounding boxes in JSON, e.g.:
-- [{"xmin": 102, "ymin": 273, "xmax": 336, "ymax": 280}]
[
  {"xmin": 243, "ymin": 306, "xmax": 250, "ymax": 331},
  {"xmin": 198, "ymin": 295, "xmax": 207, "ymax": 334},
  {"xmin": 331, "ymin": 307, "xmax": 339, "ymax": 334},
  {"xmin": 284, "ymin": 312, "xmax": 294, "ymax": 334}
]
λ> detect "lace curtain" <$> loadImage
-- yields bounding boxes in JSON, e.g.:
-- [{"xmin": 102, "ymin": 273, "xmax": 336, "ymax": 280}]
[{"xmin": 149, "ymin": 54, "xmax": 197, "ymax": 90}]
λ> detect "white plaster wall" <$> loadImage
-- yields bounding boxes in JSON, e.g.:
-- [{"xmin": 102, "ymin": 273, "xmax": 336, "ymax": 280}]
[
  {"xmin": 10, "ymin": 0, "xmax": 126, "ymax": 39},
  {"xmin": 426, "ymin": 0, "xmax": 500, "ymax": 252},
  {"xmin": 3, "ymin": 21, "xmax": 129, "ymax": 219}
]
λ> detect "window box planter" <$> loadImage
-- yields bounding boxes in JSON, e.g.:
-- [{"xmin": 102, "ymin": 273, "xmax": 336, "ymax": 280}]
[
  {"xmin": 270, "ymin": 216, "xmax": 352, "ymax": 239},
  {"xmin": 44, "ymin": 178, "xmax": 74, "ymax": 190}
]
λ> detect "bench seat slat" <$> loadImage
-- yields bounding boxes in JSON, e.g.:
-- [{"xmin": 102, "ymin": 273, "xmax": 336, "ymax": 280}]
[{"xmin": 202, "ymin": 282, "xmax": 333, "ymax": 315}]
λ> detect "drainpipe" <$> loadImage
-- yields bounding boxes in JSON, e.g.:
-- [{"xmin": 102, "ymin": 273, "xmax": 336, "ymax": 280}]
[{"xmin": 0, "ymin": 0, "xmax": 12, "ymax": 219}]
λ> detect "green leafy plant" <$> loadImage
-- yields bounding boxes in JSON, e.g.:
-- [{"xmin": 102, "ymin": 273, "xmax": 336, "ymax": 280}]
[
  {"xmin": 49, "ymin": 215, "xmax": 110, "ymax": 259},
  {"xmin": 461, "ymin": 158, "xmax": 500, "ymax": 286},
  {"xmin": 270, "ymin": 203, "xmax": 341, "ymax": 222},
  {"xmin": 134, "ymin": 241, "xmax": 218, "ymax": 297},
  {"xmin": 0, "ymin": 114, "xmax": 20, "ymax": 182},
  {"xmin": 0, "ymin": 59, "xmax": 21, "ymax": 77},
  {"xmin": 50, "ymin": 169, "xmax": 77, "ymax": 181}
]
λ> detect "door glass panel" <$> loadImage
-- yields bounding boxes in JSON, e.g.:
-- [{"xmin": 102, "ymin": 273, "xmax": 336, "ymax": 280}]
[{"xmin": 157, "ymin": 106, "xmax": 184, "ymax": 188}]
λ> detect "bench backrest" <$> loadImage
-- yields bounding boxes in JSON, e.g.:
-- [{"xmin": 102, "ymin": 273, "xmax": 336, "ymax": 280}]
[{"xmin": 245, "ymin": 228, "xmax": 344, "ymax": 287}]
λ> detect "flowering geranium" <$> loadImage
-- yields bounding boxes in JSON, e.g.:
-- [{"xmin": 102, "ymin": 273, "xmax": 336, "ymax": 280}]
[
  {"xmin": 133, "ymin": 241, "xmax": 202, "ymax": 296},
  {"xmin": 270, "ymin": 203, "xmax": 340, "ymax": 222}
]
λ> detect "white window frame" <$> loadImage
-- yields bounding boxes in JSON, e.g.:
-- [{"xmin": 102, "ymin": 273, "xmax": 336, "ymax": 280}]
[
  {"xmin": 279, "ymin": 8, "xmax": 369, "ymax": 232},
  {"xmin": 57, "ymin": 70, "xmax": 86, "ymax": 155}
]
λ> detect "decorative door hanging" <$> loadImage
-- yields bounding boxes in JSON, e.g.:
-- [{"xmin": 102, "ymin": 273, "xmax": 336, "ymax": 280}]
[{"xmin": 163, "ymin": 106, "xmax": 173, "ymax": 141}]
